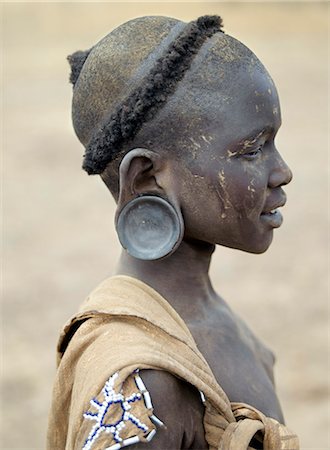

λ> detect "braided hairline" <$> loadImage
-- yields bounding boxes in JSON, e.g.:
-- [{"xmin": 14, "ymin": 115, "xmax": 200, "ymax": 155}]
[{"xmin": 83, "ymin": 15, "xmax": 224, "ymax": 175}]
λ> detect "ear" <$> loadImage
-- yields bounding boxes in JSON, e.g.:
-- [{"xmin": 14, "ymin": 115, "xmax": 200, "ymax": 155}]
[
  {"xmin": 117, "ymin": 148, "xmax": 172, "ymax": 211},
  {"xmin": 117, "ymin": 148, "xmax": 161, "ymax": 205},
  {"xmin": 116, "ymin": 148, "xmax": 180, "ymax": 220},
  {"xmin": 115, "ymin": 148, "xmax": 185, "ymax": 259}
]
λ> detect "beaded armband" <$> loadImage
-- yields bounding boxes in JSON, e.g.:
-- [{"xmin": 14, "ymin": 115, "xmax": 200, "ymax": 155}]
[{"xmin": 82, "ymin": 370, "xmax": 164, "ymax": 450}]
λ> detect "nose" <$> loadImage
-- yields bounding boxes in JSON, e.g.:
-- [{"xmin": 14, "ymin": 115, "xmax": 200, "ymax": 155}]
[{"xmin": 268, "ymin": 150, "xmax": 293, "ymax": 188}]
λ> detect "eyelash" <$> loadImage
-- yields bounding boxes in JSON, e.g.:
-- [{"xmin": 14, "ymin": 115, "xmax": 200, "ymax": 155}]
[{"xmin": 243, "ymin": 144, "xmax": 264, "ymax": 160}]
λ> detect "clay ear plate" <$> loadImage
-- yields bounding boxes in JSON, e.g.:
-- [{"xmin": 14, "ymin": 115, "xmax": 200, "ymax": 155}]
[{"xmin": 117, "ymin": 196, "xmax": 182, "ymax": 260}]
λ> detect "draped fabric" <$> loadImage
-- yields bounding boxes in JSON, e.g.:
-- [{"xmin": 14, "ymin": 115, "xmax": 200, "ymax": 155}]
[{"xmin": 47, "ymin": 275, "xmax": 299, "ymax": 449}]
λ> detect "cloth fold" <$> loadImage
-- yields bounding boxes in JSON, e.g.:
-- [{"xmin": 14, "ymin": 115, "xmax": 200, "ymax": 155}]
[{"xmin": 47, "ymin": 275, "xmax": 299, "ymax": 449}]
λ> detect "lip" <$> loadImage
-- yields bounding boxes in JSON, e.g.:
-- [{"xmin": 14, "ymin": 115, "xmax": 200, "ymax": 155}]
[
  {"xmin": 262, "ymin": 196, "xmax": 287, "ymax": 214},
  {"xmin": 260, "ymin": 209, "xmax": 283, "ymax": 228},
  {"xmin": 260, "ymin": 195, "xmax": 286, "ymax": 228}
]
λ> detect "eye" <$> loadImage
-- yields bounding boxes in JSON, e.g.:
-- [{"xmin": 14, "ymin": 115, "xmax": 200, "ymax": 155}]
[{"xmin": 243, "ymin": 144, "xmax": 264, "ymax": 160}]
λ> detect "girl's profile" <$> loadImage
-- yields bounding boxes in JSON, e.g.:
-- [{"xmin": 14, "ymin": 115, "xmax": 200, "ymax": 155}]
[{"xmin": 47, "ymin": 15, "xmax": 299, "ymax": 450}]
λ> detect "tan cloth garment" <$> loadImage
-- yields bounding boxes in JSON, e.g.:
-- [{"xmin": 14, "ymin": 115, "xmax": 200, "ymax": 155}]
[{"xmin": 47, "ymin": 275, "xmax": 299, "ymax": 450}]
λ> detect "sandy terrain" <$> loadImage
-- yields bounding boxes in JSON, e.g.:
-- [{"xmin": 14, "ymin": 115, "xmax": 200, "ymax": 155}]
[{"xmin": 2, "ymin": 2, "xmax": 329, "ymax": 449}]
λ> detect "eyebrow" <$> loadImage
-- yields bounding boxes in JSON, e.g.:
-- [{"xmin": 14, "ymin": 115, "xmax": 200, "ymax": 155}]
[
  {"xmin": 226, "ymin": 126, "xmax": 278, "ymax": 158},
  {"xmin": 243, "ymin": 126, "xmax": 274, "ymax": 143},
  {"xmin": 227, "ymin": 127, "xmax": 274, "ymax": 157}
]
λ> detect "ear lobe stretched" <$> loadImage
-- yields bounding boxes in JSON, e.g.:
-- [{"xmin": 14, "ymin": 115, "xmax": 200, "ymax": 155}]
[
  {"xmin": 115, "ymin": 148, "xmax": 185, "ymax": 259},
  {"xmin": 116, "ymin": 195, "xmax": 184, "ymax": 260}
]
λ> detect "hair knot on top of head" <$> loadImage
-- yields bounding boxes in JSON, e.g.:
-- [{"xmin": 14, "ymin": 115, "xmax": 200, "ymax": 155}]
[
  {"xmin": 67, "ymin": 49, "xmax": 92, "ymax": 86},
  {"xmin": 68, "ymin": 15, "xmax": 224, "ymax": 175}
]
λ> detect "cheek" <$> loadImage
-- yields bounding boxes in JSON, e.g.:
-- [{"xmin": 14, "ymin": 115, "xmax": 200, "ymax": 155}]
[{"xmin": 215, "ymin": 163, "xmax": 267, "ymax": 219}]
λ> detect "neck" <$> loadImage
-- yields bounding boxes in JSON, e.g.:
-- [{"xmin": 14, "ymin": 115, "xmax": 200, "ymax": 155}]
[{"xmin": 115, "ymin": 240, "xmax": 216, "ymax": 322}]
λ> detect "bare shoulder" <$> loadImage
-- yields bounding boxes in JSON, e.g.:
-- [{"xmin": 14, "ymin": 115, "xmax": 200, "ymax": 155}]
[
  {"xmin": 130, "ymin": 369, "xmax": 207, "ymax": 450},
  {"xmin": 234, "ymin": 313, "xmax": 276, "ymax": 383}
]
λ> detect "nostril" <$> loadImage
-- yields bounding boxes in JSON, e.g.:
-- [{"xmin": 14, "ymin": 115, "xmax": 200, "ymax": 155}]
[
  {"xmin": 281, "ymin": 159, "xmax": 293, "ymax": 186},
  {"xmin": 286, "ymin": 167, "xmax": 293, "ymax": 185}
]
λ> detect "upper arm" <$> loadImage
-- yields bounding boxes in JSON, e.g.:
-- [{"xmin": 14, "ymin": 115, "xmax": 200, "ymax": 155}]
[
  {"xmin": 131, "ymin": 370, "xmax": 207, "ymax": 450},
  {"xmin": 77, "ymin": 369, "xmax": 207, "ymax": 450}
]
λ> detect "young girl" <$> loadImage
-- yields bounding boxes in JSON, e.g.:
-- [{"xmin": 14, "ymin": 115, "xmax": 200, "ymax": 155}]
[{"xmin": 47, "ymin": 15, "xmax": 299, "ymax": 450}]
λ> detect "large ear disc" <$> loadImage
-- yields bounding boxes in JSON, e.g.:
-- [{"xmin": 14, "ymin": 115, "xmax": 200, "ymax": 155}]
[{"xmin": 116, "ymin": 195, "xmax": 184, "ymax": 261}]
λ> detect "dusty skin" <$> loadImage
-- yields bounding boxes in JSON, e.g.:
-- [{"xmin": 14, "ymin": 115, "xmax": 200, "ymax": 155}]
[{"xmin": 2, "ymin": 2, "xmax": 329, "ymax": 449}]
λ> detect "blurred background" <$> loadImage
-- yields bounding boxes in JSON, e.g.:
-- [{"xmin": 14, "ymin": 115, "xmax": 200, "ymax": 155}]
[{"xmin": 2, "ymin": 2, "xmax": 329, "ymax": 449}]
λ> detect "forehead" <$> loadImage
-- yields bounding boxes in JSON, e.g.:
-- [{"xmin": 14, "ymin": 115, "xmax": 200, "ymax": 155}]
[
  {"xmin": 155, "ymin": 33, "xmax": 281, "ymax": 151},
  {"xmin": 200, "ymin": 36, "xmax": 281, "ymax": 138},
  {"xmin": 211, "ymin": 66, "xmax": 282, "ymax": 146},
  {"xmin": 158, "ymin": 67, "xmax": 282, "ymax": 160}
]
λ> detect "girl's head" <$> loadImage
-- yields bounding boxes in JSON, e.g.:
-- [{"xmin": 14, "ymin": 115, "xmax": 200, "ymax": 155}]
[{"xmin": 68, "ymin": 15, "xmax": 292, "ymax": 255}]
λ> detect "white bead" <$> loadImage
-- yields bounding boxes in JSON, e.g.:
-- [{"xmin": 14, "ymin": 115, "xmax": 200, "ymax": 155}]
[
  {"xmin": 135, "ymin": 375, "xmax": 146, "ymax": 392},
  {"xmin": 123, "ymin": 435, "xmax": 140, "ymax": 446},
  {"xmin": 150, "ymin": 414, "xmax": 165, "ymax": 427},
  {"xmin": 105, "ymin": 443, "xmax": 121, "ymax": 450},
  {"xmin": 146, "ymin": 429, "xmax": 157, "ymax": 442},
  {"xmin": 143, "ymin": 391, "xmax": 152, "ymax": 409}
]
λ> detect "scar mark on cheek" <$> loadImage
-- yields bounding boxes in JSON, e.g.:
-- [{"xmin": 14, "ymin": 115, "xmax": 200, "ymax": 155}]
[
  {"xmin": 189, "ymin": 137, "xmax": 201, "ymax": 149},
  {"xmin": 248, "ymin": 178, "xmax": 256, "ymax": 192},
  {"xmin": 247, "ymin": 178, "xmax": 256, "ymax": 194},
  {"xmin": 227, "ymin": 149, "xmax": 237, "ymax": 158},
  {"xmin": 255, "ymin": 105, "xmax": 260, "ymax": 113},
  {"xmin": 244, "ymin": 179, "xmax": 257, "ymax": 218},
  {"xmin": 245, "ymin": 179, "xmax": 261, "ymax": 219},
  {"xmin": 216, "ymin": 170, "xmax": 235, "ymax": 211},
  {"xmin": 268, "ymin": 88, "xmax": 272, "ymax": 95},
  {"xmin": 219, "ymin": 170, "xmax": 225, "ymax": 185},
  {"xmin": 201, "ymin": 135, "xmax": 213, "ymax": 145}
]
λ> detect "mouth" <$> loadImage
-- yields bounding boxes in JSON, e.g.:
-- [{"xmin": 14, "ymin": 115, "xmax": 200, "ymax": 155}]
[
  {"xmin": 260, "ymin": 209, "xmax": 283, "ymax": 228},
  {"xmin": 260, "ymin": 198, "xmax": 286, "ymax": 228}
]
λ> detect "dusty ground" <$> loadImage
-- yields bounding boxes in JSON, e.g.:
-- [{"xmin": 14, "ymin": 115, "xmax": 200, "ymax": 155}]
[{"xmin": 2, "ymin": 2, "xmax": 329, "ymax": 449}]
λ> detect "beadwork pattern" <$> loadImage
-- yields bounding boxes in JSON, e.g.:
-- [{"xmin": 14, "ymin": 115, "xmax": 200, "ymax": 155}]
[{"xmin": 83, "ymin": 370, "xmax": 164, "ymax": 450}]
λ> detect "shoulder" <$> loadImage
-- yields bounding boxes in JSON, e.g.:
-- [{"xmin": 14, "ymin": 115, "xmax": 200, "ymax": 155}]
[
  {"xmin": 234, "ymin": 314, "xmax": 276, "ymax": 383},
  {"xmin": 77, "ymin": 369, "xmax": 207, "ymax": 450}
]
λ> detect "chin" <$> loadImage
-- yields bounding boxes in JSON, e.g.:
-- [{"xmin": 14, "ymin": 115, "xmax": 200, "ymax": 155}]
[
  {"xmin": 245, "ymin": 245, "xmax": 271, "ymax": 255},
  {"xmin": 246, "ymin": 236, "xmax": 274, "ymax": 254},
  {"xmin": 220, "ymin": 233, "xmax": 274, "ymax": 254}
]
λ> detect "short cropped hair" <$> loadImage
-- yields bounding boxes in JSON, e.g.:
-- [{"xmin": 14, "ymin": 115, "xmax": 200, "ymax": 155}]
[
  {"xmin": 68, "ymin": 15, "xmax": 267, "ymax": 198},
  {"xmin": 68, "ymin": 16, "xmax": 223, "ymax": 175}
]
